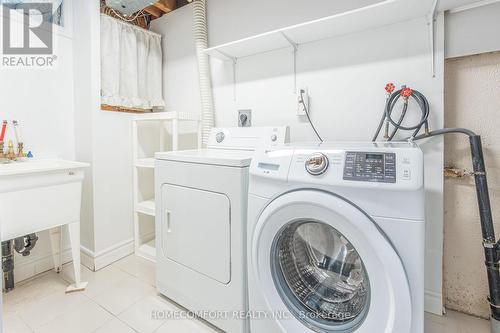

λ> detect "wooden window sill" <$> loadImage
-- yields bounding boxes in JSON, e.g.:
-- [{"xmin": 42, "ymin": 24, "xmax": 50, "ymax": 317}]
[{"xmin": 101, "ymin": 104, "xmax": 153, "ymax": 114}]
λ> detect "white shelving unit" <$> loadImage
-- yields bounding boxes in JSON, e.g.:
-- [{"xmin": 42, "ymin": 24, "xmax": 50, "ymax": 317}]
[
  {"xmin": 132, "ymin": 111, "xmax": 201, "ymax": 262},
  {"xmin": 205, "ymin": 0, "xmax": 436, "ymax": 61}
]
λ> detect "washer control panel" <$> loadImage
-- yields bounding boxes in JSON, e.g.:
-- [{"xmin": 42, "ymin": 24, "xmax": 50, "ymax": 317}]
[
  {"xmin": 343, "ymin": 152, "xmax": 396, "ymax": 183},
  {"xmin": 251, "ymin": 144, "xmax": 423, "ymax": 191}
]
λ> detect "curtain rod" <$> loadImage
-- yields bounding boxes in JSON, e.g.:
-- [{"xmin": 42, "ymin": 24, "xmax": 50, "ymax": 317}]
[{"xmin": 101, "ymin": 14, "xmax": 162, "ymax": 38}]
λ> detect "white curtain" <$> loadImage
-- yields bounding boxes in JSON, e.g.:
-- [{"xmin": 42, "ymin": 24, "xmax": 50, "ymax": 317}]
[{"xmin": 101, "ymin": 15, "xmax": 164, "ymax": 110}]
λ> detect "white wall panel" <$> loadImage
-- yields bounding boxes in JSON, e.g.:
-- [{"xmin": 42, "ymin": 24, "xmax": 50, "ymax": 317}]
[{"xmin": 445, "ymin": 2, "xmax": 500, "ymax": 58}]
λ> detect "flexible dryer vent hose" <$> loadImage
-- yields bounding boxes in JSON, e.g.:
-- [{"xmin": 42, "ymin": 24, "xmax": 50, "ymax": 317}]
[{"xmin": 193, "ymin": 0, "xmax": 215, "ymax": 145}]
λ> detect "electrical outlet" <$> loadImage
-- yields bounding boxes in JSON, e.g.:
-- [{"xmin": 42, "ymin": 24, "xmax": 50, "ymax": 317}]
[
  {"xmin": 297, "ymin": 89, "xmax": 309, "ymax": 116},
  {"xmin": 238, "ymin": 109, "xmax": 252, "ymax": 127}
]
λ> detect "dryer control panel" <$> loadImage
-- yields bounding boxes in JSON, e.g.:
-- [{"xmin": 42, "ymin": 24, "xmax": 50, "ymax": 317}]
[{"xmin": 343, "ymin": 152, "xmax": 396, "ymax": 183}]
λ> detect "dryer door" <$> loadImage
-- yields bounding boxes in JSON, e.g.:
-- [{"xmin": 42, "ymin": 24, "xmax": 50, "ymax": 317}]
[
  {"xmin": 251, "ymin": 190, "xmax": 412, "ymax": 333},
  {"xmin": 161, "ymin": 184, "xmax": 231, "ymax": 284}
]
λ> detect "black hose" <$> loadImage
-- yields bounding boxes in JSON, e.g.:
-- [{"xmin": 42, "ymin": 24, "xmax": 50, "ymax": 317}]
[
  {"xmin": 372, "ymin": 96, "xmax": 391, "ymax": 142},
  {"xmin": 409, "ymin": 127, "xmax": 477, "ymax": 140},
  {"xmin": 388, "ymin": 101, "xmax": 408, "ymax": 141},
  {"xmin": 372, "ymin": 108, "xmax": 387, "ymax": 142},
  {"xmin": 387, "ymin": 89, "xmax": 430, "ymax": 135},
  {"xmin": 373, "ymin": 88, "xmax": 430, "ymax": 141}
]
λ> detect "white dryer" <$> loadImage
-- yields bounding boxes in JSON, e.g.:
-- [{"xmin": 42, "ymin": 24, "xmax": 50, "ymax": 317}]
[
  {"xmin": 247, "ymin": 143, "xmax": 425, "ymax": 333},
  {"xmin": 155, "ymin": 127, "xmax": 289, "ymax": 333}
]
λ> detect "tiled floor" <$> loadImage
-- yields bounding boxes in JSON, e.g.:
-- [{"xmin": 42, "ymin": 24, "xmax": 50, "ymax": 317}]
[{"xmin": 2, "ymin": 255, "xmax": 491, "ymax": 333}]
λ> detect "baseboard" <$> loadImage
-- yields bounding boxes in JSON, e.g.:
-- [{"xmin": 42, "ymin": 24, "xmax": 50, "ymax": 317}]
[
  {"xmin": 10, "ymin": 238, "xmax": 134, "ymax": 283},
  {"xmin": 13, "ymin": 249, "xmax": 73, "ymax": 283},
  {"xmin": 80, "ymin": 246, "xmax": 97, "ymax": 271},
  {"xmin": 80, "ymin": 238, "xmax": 135, "ymax": 271},
  {"xmin": 425, "ymin": 289, "xmax": 444, "ymax": 315}
]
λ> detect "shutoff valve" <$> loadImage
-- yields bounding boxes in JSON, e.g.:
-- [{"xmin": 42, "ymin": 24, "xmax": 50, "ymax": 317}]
[
  {"xmin": 401, "ymin": 87, "xmax": 413, "ymax": 99},
  {"xmin": 385, "ymin": 83, "xmax": 395, "ymax": 94}
]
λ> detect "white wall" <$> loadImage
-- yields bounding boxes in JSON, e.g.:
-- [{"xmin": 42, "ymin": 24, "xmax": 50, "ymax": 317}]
[
  {"xmin": 73, "ymin": 0, "xmax": 97, "ymax": 255},
  {"xmin": 445, "ymin": 2, "xmax": 500, "ymax": 58},
  {"xmin": 73, "ymin": 1, "xmax": 136, "ymax": 269},
  {"xmin": 91, "ymin": 112, "xmax": 135, "ymax": 260},
  {"xmin": 0, "ymin": 4, "xmax": 76, "ymax": 281},
  {"xmin": 152, "ymin": 1, "xmax": 445, "ymax": 314}
]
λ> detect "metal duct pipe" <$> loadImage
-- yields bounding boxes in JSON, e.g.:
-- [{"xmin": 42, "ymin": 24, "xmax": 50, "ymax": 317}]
[
  {"xmin": 2, "ymin": 240, "xmax": 14, "ymax": 293},
  {"xmin": 193, "ymin": 0, "xmax": 215, "ymax": 144}
]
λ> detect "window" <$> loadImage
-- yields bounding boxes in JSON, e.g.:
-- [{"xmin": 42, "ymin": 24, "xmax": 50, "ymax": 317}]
[{"xmin": 2, "ymin": 0, "xmax": 65, "ymax": 27}]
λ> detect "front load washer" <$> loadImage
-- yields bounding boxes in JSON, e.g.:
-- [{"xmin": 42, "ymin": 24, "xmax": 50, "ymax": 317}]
[
  {"xmin": 155, "ymin": 127, "xmax": 289, "ymax": 333},
  {"xmin": 247, "ymin": 143, "xmax": 425, "ymax": 333}
]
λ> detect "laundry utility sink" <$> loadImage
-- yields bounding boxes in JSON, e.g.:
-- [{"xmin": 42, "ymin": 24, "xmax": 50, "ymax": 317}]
[
  {"xmin": 0, "ymin": 159, "xmax": 88, "ymax": 240},
  {"xmin": 0, "ymin": 159, "xmax": 88, "ymax": 178},
  {"xmin": 0, "ymin": 158, "xmax": 89, "ymax": 292}
]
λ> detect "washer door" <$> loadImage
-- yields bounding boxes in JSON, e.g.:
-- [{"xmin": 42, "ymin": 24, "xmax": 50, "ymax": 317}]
[{"xmin": 251, "ymin": 190, "xmax": 412, "ymax": 333}]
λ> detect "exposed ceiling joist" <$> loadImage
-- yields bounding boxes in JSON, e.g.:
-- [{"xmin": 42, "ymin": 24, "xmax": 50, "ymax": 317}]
[
  {"xmin": 144, "ymin": 4, "xmax": 163, "ymax": 18},
  {"xmin": 154, "ymin": 0, "xmax": 176, "ymax": 13},
  {"xmin": 145, "ymin": 0, "xmax": 177, "ymax": 19}
]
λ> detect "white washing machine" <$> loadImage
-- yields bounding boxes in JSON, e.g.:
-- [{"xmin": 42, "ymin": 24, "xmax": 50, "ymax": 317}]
[
  {"xmin": 247, "ymin": 143, "xmax": 425, "ymax": 333},
  {"xmin": 155, "ymin": 127, "xmax": 289, "ymax": 333}
]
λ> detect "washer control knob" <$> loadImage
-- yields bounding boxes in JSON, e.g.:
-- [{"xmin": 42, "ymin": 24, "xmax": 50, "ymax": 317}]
[
  {"xmin": 305, "ymin": 153, "xmax": 329, "ymax": 175},
  {"xmin": 216, "ymin": 132, "xmax": 225, "ymax": 143},
  {"xmin": 271, "ymin": 134, "xmax": 278, "ymax": 142}
]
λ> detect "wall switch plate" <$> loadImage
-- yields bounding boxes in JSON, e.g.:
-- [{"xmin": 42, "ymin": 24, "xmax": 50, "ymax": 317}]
[
  {"xmin": 297, "ymin": 88, "xmax": 309, "ymax": 116},
  {"xmin": 238, "ymin": 109, "xmax": 252, "ymax": 127}
]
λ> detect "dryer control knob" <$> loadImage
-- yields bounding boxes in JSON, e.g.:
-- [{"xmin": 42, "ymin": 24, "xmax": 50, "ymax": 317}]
[
  {"xmin": 216, "ymin": 132, "xmax": 225, "ymax": 143},
  {"xmin": 305, "ymin": 153, "xmax": 329, "ymax": 175}
]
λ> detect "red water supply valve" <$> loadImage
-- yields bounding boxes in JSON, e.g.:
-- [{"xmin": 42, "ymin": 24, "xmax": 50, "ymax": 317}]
[
  {"xmin": 385, "ymin": 83, "xmax": 395, "ymax": 94},
  {"xmin": 401, "ymin": 87, "xmax": 413, "ymax": 99}
]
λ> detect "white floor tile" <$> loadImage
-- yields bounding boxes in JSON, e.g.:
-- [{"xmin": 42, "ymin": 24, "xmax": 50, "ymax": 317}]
[
  {"xmin": 1, "ymin": 255, "xmax": 491, "ymax": 333},
  {"xmin": 113, "ymin": 255, "xmax": 156, "ymax": 287},
  {"xmin": 17, "ymin": 290, "xmax": 88, "ymax": 329},
  {"xmin": 154, "ymin": 318, "xmax": 218, "ymax": 333},
  {"xmin": 93, "ymin": 318, "xmax": 136, "ymax": 333},
  {"xmin": 92, "ymin": 275, "xmax": 154, "ymax": 315},
  {"xmin": 118, "ymin": 294, "xmax": 176, "ymax": 333},
  {"xmin": 3, "ymin": 271, "xmax": 68, "ymax": 315},
  {"xmin": 3, "ymin": 314, "xmax": 33, "ymax": 333},
  {"xmin": 60, "ymin": 263, "xmax": 132, "ymax": 298},
  {"xmin": 425, "ymin": 311, "xmax": 489, "ymax": 333},
  {"xmin": 34, "ymin": 300, "xmax": 113, "ymax": 333}
]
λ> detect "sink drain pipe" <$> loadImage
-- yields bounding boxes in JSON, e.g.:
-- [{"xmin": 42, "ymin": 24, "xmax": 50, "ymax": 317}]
[
  {"xmin": 413, "ymin": 130, "xmax": 500, "ymax": 332},
  {"xmin": 193, "ymin": 0, "xmax": 215, "ymax": 145},
  {"xmin": 470, "ymin": 135, "xmax": 500, "ymax": 333},
  {"xmin": 373, "ymin": 85, "xmax": 500, "ymax": 332},
  {"xmin": 2, "ymin": 240, "xmax": 15, "ymax": 292},
  {"xmin": 414, "ymin": 128, "xmax": 500, "ymax": 333},
  {"xmin": 2, "ymin": 234, "xmax": 38, "ymax": 293}
]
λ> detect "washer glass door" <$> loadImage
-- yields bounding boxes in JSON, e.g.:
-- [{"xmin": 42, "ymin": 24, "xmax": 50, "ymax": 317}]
[
  {"xmin": 273, "ymin": 220, "xmax": 369, "ymax": 331},
  {"xmin": 251, "ymin": 190, "xmax": 412, "ymax": 333}
]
